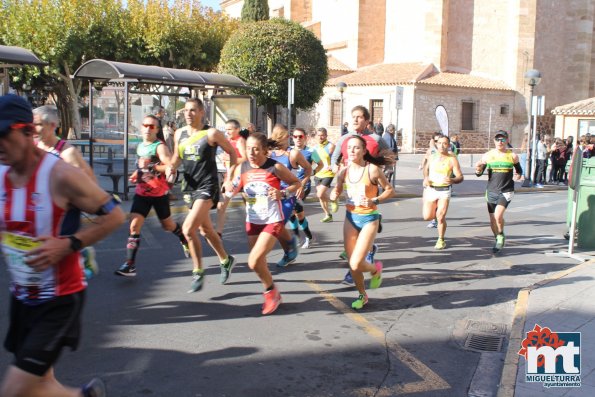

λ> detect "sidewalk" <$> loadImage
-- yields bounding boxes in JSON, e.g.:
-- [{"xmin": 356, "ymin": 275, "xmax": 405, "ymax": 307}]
[{"xmin": 499, "ymin": 259, "xmax": 595, "ymax": 397}]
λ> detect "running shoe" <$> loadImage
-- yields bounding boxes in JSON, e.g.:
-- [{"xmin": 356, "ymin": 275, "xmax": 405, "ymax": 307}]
[
  {"xmin": 180, "ymin": 241, "xmax": 190, "ymax": 258},
  {"xmin": 276, "ymin": 237, "xmax": 299, "ymax": 267},
  {"xmin": 351, "ymin": 293, "xmax": 368, "ymax": 310},
  {"xmin": 427, "ymin": 219, "xmax": 438, "ymax": 228},
  {"xmin": 342, "ymin": 270, "xmax": 355, "ymax": 286},
  {"xmin": 369, "ymin": 261, "xmax": 383, "ymax": 289},
  {"xmin": 330, "ymin": 200, "xmax": 339, "ymax": 213},
  {"xmin": 115, "ymin": 262, "xmax": 136, "ymax": 277},
  {"xmin": 82, "ymin": 377, "xmax": 106, "ymax": 397},
  {"xmin": 339, "ymin": 250, "xmax": 348, "ymax": 260},
  {"xmin": 534, "ymin": 183, "xmax": 544, "ymax": 188},
  {"xmin": 262, "ymin": 286, "xmax": 282, "ymax": 315},
  {"xmin": 434, "ymin": 238, "xmax": 446, "ymax": 250},
  {"xmin": 219, "ymin": 255, "xmax": 236, "ymax": 285},
  {"xmin": 493, "ymin": 233, "xmax": 506, "ymax": 253},
  {"xmin": 301, "ymin": 237, "xmax": 311, "ymax": 249},
  {"xmin": 365, "ymin": 244, "xmax": 379, "ymax": 264},
  {"xmin": 321, "ymin": 214, "xmax": 333, "ymax": 223},
  {"xmin": 188, "ymin": 269, "xmax": 204, "ymax": 293},
  {"xmin": 82, "ymin": 246, "xmax": 99, "ymax": 279}
]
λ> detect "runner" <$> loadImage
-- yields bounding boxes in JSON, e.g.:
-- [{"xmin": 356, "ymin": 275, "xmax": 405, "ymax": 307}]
[
  {"xmin": 115, "ymin": 115, "xmax": 190, "ymax": 277},
  {"xmin": 0, "ymin": 94, "xmax": 125, "ymax": 397},
  {"xmin": 231, "ymin": 132, "xmax": 301, "ymax": 314},
  {"xmin": 331, "ymin": 106, "xmax": 389, "ymax": 284},
  {"xmin": 475, "ymin": 130, "xmax": 523, "ymax": 253},
  {"xmin": 422, "ymin": 135, "xmax": 464, "ymax": 250},
  {"xmin": 330, "ymin": 134, "xmax": 394, "ymax": 310},
  {"xmin": 420, "ymin": 132, "xmax": 445, "ymax": 228},
  {"xmin": 269, "ymin": 124, "xmax": 308, "ymax": 267},
  {"xmin": 215, "ymin": 119, "xmax": 247, "ymax": 237},
  {"xmin": 311, "ymin": 127, "xmax": 337, "ymax": 222},
  {"xmin": 33, "ymin": 105, "xmax": 99, "ymax": 280},
  {"xmin": 170, "ymin": 98, "xmax": 238, "ymax": 291},
  {"xmin": 288, "ymin": 127, "xmax": 314, "ymax": 248}
]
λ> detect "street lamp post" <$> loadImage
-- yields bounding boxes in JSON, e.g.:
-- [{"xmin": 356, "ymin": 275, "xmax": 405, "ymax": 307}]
[
  {"xmin": 336, "ymin": 82, "xmax": 347, "ymax": 133},
  {"xmin": 523, "ymin": 69, "xmax": 541, "ymax": 187}
]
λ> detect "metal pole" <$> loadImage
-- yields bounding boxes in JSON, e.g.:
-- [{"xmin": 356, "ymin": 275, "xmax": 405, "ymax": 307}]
[
  {"xmin": 525, "ymin": 84, "xmax": 535, "ymax": 184},
  {"xmin": 339, "ymin": 91, "xmax": 344, "ymax": 131},
  {"xmin": 124, "ymin": 81, "xmax": 129, "ymax": 200},
  {"xmin": 89, "ymin": 81, "xmax": 94, "ymax": 168},
  {"xmin": 530, "ymin": 95, "xmax": 539, "ymax": 186}
]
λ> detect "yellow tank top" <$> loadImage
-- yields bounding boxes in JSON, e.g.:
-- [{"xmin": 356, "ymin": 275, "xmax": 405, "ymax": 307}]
[
  {"xmin": 428, "ymin": 153, "xmax": 455, "ymax": 187},
  {"xmin": 343, "ymin": 164, "xmax": 379, "ymax": 214}
]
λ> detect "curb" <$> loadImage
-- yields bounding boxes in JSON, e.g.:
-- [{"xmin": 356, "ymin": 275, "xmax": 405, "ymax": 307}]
[{"xmin": 496, "ymin": 259, "xmax": 595, "ymax": 397}]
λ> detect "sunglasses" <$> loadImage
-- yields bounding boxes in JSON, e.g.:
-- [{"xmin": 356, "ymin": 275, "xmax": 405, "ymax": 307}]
[
  {"xmin": 495, "ymin": 138, "xmax": 507, "ymax": 142},
  {"xmin": 0, "ymin": 122, "xmax": 32, "ymax": 136},
  {"xmin": 293, "ymin": 135, "xmax": 305, "ymax": 138},
  {"xmin": 142, "ymin": 124, "xmax": 157, "ymax": 130}
]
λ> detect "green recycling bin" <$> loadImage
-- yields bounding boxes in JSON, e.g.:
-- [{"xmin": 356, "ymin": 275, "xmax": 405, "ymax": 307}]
[{"xmin": 575, "ymin": 158, "xmax": 595, "ymax": 249}]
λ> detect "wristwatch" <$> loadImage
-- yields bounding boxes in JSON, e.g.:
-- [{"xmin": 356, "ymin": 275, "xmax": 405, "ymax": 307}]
[
  {"xmin": 68, "ymin": 235, "xmax": 83, "ymax": 252},
  {"xmin": 372, "ymin": 198, "xmax": 380, "ymax": 205}
]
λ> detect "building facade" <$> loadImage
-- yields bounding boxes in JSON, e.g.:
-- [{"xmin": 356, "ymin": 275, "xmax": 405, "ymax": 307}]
[{"xmin": 220, "ymin": 0, "xmax": 595, "ymax": 152}]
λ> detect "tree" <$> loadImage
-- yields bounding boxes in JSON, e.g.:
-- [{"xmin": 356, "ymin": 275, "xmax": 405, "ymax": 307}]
[
  {"xmin": 218, "ymin": 18, "xmax": 328, "ymax": 127},
  {"xmin": 0, "ymin": 0, "xmax": 238, "ymax": 135},
  {"xmin": 241, "ymin": 0, "xmax": 269, "ymax": 22}
]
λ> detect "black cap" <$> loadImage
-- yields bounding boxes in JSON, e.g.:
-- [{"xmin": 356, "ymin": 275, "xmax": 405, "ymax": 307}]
[
  {"xmin": 0, "ymin": 94, "xmax": 33, "ymax": 136},
  {"xmin": 495, "ymin": 130, "xmax": 508, "ymax": 139}
]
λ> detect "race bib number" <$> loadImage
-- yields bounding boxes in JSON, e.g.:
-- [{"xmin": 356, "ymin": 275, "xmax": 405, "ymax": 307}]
[
  {"xmin": 502, "ymin": 191, "xmax": 514, "ymax": 202},
  {"xmin": 2, "ymin": 232, "xmax": 43, "ymax": 287}
]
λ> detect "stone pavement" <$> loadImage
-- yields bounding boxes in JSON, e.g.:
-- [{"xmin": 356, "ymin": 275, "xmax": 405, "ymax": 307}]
[{"xmin": 93, "ymin": 153, "xmax": 595, "ymax": 396}]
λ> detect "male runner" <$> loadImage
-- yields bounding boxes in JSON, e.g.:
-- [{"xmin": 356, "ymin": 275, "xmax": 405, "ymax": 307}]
[
  {"xmin": 475, "ymin": 130, "xmax": 522, "ymax": 253},
  {"xmin": 0, "ymin": 94, "xmax": 125, "ymax": 397},
  {"xmin": 311, "ymin": 127, "xmax": 337, "ymax": 222},
  {"xmin": 171, "ymin": 99, "xmax": 238, "ymax": 290},
  {"xmin": 33, "ymin": 105, "xmax": 99, "ymax": 279},
  {"xmin": 422, "ymin": 135, "xmax": 464, "ymax": 249}
]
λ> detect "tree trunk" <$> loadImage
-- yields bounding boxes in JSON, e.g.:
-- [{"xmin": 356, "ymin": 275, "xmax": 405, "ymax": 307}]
[{"xmin": 265, "ymin": 103, "xmax": 277, "ymax": 137}]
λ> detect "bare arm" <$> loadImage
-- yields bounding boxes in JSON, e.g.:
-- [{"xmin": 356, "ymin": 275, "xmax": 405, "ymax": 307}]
[
  {"xmin": 447, "ymin": 156, "xmax": 464, "ymax": 185},
  {"xmin": 210, "ymin": 128, "xmax": 237, "ymax": 186},
  {"xmin": 170, "ymin": 128, "xmax": 183, "ymax": 168},
  {"xmin": 329, "ymin": 168, "xmax": 347, "ymax": 201},
  {"xmin": 367, "ymin": 164, "xmax": 394, "ymax": 205},
  {"xmin": 61, "ymin": 145, "xmax": 96, "ymax": 181},
  {"xmin": 268, "ymin": 163, "xmax": 300, "ymax": 200},
  {"xmin": 25, "ymin": 162, "xmax": 125, "ymax": 270}
]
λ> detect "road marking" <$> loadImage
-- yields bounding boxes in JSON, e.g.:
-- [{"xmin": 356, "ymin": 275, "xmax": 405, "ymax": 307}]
[{"xmin": 306, "ymin": 281, "xmax": 450, "ymax": 395}]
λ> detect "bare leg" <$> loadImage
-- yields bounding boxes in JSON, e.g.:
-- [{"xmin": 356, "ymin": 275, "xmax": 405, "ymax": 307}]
[
  {"xmin": 0, "ymin": 366, "xmax": 83, "ymax": 397},
  {"xmin": 247, "ymin": 233, "xmax": 278, "ymax": 289}
]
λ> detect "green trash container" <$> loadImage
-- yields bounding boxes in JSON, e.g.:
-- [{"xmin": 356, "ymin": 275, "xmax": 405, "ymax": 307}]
[{"xmin": 576, "ymin": 158, "xmax": 595, "ymax": 249}]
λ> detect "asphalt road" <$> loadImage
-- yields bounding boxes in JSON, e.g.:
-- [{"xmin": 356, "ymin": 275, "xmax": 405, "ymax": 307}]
[{"xmin": 0, "ymin": 189, "xmax": 579, "ymax": 397}]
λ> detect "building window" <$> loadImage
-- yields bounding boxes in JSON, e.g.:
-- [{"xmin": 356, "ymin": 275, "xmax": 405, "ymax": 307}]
[
  {"xmin": 500, "ymin": 105, "xmax": 509, "ymax": 116},
  {"xmin": 330, "ymin": 99, "xmax": 341, "ymax": 126},
  {"xmin": 370, "ymin": 99, "xmax": 383, "ymax": 124},
  {"xmin": 579, "ymin": 119, "xmax": 595, "ymax": 135},
  {"xmin": 461, "ymin": 100, "xmax": 478, "ymax": 131}
]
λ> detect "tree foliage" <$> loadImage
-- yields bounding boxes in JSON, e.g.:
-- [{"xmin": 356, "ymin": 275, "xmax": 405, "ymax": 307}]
[
  {"xmin": 0, "ymin": 0, "xmax": 237, "ymax": 134},
  {"xmin": 219, "ymin": 18, "xmax": 328, "ymax": 111},
  {"xmin": 241, "ymin": 0, "xmax": 269, "ymax": 22}
]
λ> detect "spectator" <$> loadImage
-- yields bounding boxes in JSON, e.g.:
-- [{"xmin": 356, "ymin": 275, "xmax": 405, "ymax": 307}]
[
  {"xmin": 451, "ymin": 134, "xmax": 461, "ymax": 153},
  {"xmin": 374, "ymin": 117, "xmax": 384, "ymax": 134},
  {"xmin": 533, "ymin": 134, "xmax": 550, "ymax": 187},
  {"xmin": 341, "ymin": 121, "xmax": 349, "ymax": 135}
]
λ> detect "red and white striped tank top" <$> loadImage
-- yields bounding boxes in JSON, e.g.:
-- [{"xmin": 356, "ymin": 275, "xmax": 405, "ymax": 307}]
[{"xmin": 0, "ymin": 153, "xmax": 84, "ymax": 304}]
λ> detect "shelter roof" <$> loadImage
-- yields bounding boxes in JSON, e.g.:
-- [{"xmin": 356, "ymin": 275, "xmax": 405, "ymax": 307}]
[
  {"xmin": 551, "ymin": 97, "xmax": 595, "ymax": 115},
  {"xmin": 73, "ymin": 59, "xmax": 249, "ymax": 89},
  {"xmin": 0, "ymin": 45, "xmax": 46, "ymax": 66}
]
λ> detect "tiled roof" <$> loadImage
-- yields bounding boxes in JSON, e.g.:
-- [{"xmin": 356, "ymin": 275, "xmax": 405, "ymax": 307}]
[
  {"xmin": 327, "ymin": 55, "xmax": 352, "ymax": 72},
  {"xmin": 551, "ymin": 97, "xmax": 595, "ymax": 115},
  {"xmin": 327, "ymin": 63, "xmax": 433, "ymax": 86},
  {"xmin": 326, "ymin": 63, "xmax": 512, "ymax": 91},
  {"xmin": 418, "ymin": 72, "xmax": 513, "ymax": 91}
]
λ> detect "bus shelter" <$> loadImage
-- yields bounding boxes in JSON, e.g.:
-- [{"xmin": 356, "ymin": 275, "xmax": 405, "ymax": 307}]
[
  {"xmin": 0, "ymin": 45, "xmax": 47, "ymax": 94},
  {"xmin": 73, "ymin": 59, "xmax": 251, "ymax": 199}
]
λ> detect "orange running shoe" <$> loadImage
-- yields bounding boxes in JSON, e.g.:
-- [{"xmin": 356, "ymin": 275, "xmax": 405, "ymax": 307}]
[{"xmin": 262, "ymin": 286, "xmax": 282, "ymax": 315}]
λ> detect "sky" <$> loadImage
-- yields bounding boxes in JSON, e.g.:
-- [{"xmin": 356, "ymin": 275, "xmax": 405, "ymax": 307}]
[{"xmin": 199, "ymin": 0, "xmax": 221, "ymax": 11}]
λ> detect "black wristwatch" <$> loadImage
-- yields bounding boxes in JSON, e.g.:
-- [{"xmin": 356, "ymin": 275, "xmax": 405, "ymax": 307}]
[
  {"xmin": 372, "ymin": 198, "xmax": 380, "ymax": 205},
  {"xmin": 68, "ymin": 235, "xmax": 83, "ymax": 252}
]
